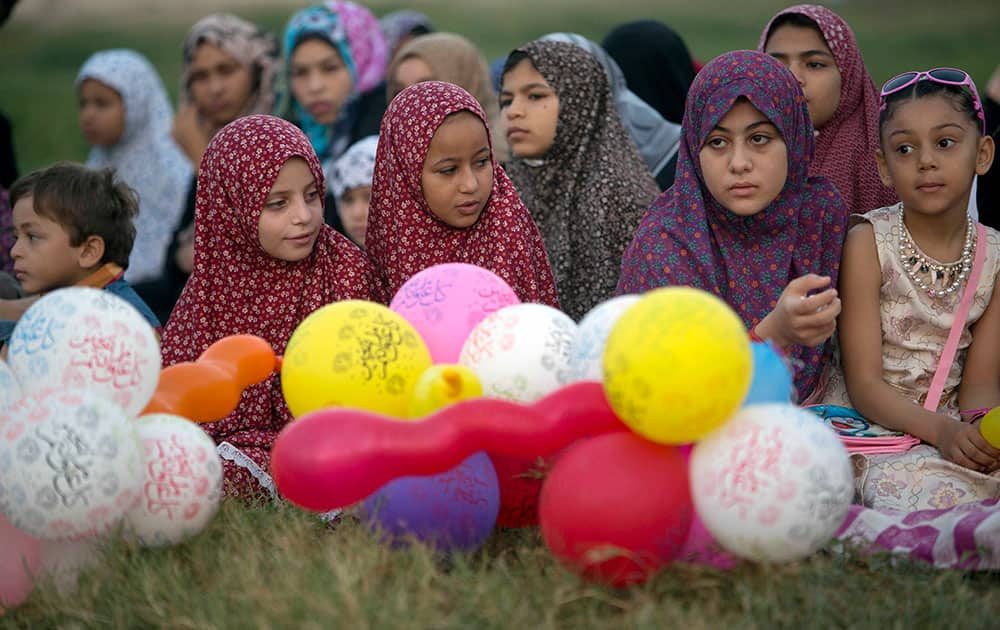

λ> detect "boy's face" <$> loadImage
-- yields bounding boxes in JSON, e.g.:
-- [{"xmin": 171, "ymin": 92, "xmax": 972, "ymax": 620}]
[{"xmin": 10, "ymin": 196, "xmax": 92, "ymax": 295}]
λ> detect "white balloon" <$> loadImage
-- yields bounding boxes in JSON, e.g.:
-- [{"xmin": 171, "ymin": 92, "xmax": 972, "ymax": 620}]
[
  {"xmin": 690, "ymin": 403, "xmax": 854, "ymax": 563},
  {"xmin": 7, "ymin": 287, "xmax": 160, "ymax": 417},
  {"xmin": 0, "ymin": 359, "xmax": 21, "ymax": 416},
  {"xmin": 566, "ymin": 295, "xmax": 641, "ymax": 383},
  {"xmin": 125, "ymin": 414, "xmax": 223, "ymax": 547},
  {"xmin": 0, "ymin": 388, "xmax": 144, "ymax": 540},
  {"xmin": 458, "ymin": 303, "xmax": 577, "ymax": 403}
]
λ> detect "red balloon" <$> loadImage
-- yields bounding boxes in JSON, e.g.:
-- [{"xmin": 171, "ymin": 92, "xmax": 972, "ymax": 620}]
[
  {"xmin": 271, "ymin": 382, "xmax": 625, "ymax": 512},
  {"xmin": 540, "ymin": 432, "xmax": 692, "ymax": 587},
  {"xmin": 491, "ymin": 455, "xmax": 545, "ymax": 528}
]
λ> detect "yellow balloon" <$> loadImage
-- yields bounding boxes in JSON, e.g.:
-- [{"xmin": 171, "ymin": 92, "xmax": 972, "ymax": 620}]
[
  {"xmin": 281, "ymin": 300, "xmax": 432, "ymax": 418},
  {"xmin": 981, "ymin": 408, "xmax": 1000, "ymax": 448},
  {"xmin": 406, "ymin": 364, "xmax": 483, "ymax": 419},
  {"xmin": 602, "ymin": 287, "xmax": 752, "ymax": 445}
]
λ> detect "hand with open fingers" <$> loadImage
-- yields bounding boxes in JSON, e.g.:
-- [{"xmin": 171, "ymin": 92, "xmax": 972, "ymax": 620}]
[
  {"xmin": 937, "ymin": 421, "xmax": 1000, "ymax": 473},
  {"xmin": 770, "ymin": 274, "xmax": 841, "ymax": 348}
]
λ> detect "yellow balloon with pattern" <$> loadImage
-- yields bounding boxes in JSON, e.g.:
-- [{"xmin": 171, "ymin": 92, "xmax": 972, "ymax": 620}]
[
  {"xmin": 406, "ymin": 364, "xmax": 483, "ymax": 419},
  {"xmin": 981, "ymin": 408, "xmax": 1000, "ymax": 448},
  {"xmin": 602, "ymin": 287, "xmax": 752, "ymax": 444},
  {"xmin": 281, "ymin": 301, "xmax": 432, "ymax": 418}
]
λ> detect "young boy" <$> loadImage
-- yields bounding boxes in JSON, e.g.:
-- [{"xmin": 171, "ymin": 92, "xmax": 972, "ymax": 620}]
[{"xmin": 0, "ymin": 162, "xmax": 160, "ymax": 344}]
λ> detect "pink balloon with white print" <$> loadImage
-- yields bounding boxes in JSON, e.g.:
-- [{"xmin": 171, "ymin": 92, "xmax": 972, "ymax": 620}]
[
  {"xmin": 125, "ymin": 414, "xmax": 223, "ymax": 547},
  {"xmin": 689, "ymin": 403, "xmax": 853, "ymax": 563},
  {"xmin": 390, "ymin": 263, "xmax": 520, "ymax": 364}
]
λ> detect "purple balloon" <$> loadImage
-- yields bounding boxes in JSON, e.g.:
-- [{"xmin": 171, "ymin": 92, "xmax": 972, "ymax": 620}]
[{"xmin": 361, "ymin": 452, "xmax": 500, "ymax": 552}]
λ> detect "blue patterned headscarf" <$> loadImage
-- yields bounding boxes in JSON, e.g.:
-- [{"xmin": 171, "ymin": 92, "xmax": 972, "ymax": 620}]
[
  {"xmin": 280, "ymin": 2, "xmax": 387, "ymax": 162},
  {"xmin": 618, "ymin": 50, "xmax": 848, "ymax": 397}
]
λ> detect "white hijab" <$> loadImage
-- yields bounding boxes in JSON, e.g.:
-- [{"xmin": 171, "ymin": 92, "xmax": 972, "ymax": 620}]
[{"xmin": 77, "ymin": 49, "xmax": 192, "ymax": 283}]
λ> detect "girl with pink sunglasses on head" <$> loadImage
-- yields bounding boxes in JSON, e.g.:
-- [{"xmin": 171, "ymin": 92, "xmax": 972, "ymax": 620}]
[{"xmin": 814, "ymin": 66, "xmax": 1000, "ymax": 513}]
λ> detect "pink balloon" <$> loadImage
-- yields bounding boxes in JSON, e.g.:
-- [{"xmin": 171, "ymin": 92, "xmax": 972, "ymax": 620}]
[
  {"xmin": 677, "ymin": 444, "xmax": 738, "ymax": 569},
  {"xmin": 390, "ymin": 263, "xmax": 519, "ymax": 363},
  {"xmin": 0, "ymin": 513, "xmax": 40, "ymax": 609}
]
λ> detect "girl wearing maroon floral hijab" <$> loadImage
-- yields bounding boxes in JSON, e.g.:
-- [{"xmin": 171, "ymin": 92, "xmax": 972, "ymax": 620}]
[
  {"xmin": 760, "ymin": 4, "xmax": 897, "ymax": 216},
  {"xmin": 161, "ymin": 114, "xmax": 384, "ymax": 500},
  {"xmin": 618, "ymin": 51, "xmax": 848, "ymax": 400},
  {"xmin": 365, "ymin": 81, "xmax": 558, "ymax": 308}
]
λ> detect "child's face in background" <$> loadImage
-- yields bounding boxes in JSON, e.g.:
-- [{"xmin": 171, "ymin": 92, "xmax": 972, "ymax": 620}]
[
  {"xmin": 338, "ymin": 185, "xmax": 371, "ymax": 247},
  {"xmin": 877, "ymin": 94, "xmax": 994, "ymax": 218},
  {"xmin": 258, "ymin": 157, "xmax": 324, "ymax": 261},
  {"xmin": 78, "ymin": 79, "xmax": 125, "ymax": 147},
  {"xmin": 10, "ymin": 196, "xmax": 92, "ymax": 294},
  {"xmin": 699, "ymin": 99, "xmax": 788, "ymax": 217},
  {"xmin": 499, "ymin": 59, "xmax": 559, "ymax": 159},
  {"xmin": 421, "ymin": 111, "xmax": 493, "ymax": 229},
  {"xmin": 764, "ymin": 25, "xmax": 842, "ymax": 129},
  {"xmin": 391, "ymin": 56, "xmax": 434, "ymax": 99},
  {"xmin": 187, "ymin": 42, "xmax": 255, "ymax": 129},
  {"xmin": 290, "ymin": 39, "xmax": 354, "ymax": 126}
]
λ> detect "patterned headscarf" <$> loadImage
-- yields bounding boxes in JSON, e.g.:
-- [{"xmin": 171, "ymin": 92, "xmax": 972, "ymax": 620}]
[
  {"xmin": 161, "ymin": 115, "xmax": 384, "ymax": 477},
  {"xmin": 760, "ymin": 4, "xmax": 896, "ymax": 215},
  {"xmin": 539, "ymin": 32, "xmax": 681, "ymax": 182},
  {"xmin": 329, "ymin": 134, "xmax": 378, "ymax": 198},
  {"xmin": 280, "ymin": 1, "xmax": 389, "ymax": 161},
  {"xmin": 379, "ymin": 9, "xmax": 434, "ymax": 55},
  {"xmin": 617, "ymin": 51, "xmax": 847, "ymax": 398},
  {"xmin": 387, "ymin": 32, "xmax": 508, "ymax": 162},
  {"xmin": 76, "ymin": 49, "xmax": 192, "ymax": 284},
  {"xmin": 503, "ymin": 41, "xmax": 659, "ymax": 320},
  {"xmin": 602, "ymin": 20, "xmax": 696, "ymax": 125},
  {"xmin": 365, "ymin": 81, "xmax": 558, "ymax": 308},
  {"xmin": 181, "ymin": 13, "xmax": 280, "ymax": 117}
]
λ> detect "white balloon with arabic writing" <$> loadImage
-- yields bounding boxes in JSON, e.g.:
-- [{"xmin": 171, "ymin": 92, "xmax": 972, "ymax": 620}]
[
  {"xmin": 6, "ymin": 287, "xmax": 160, "ymax": 418},
  {"xmin": 125, "ymin": 414, "xmax": 223, "ymax": 547},
  {"xmin": 566, "ymin": 295, "xmax": 641, "ymax": 383},
  {"xmin": 689, "ymin": 403, "xmax": 854, "ymax": 563},
  {"xmin": 0, "ymin": 388, "xmax": 143, "ymax": 540},
  {"xmin": 0, "ymin": 359, "xmax": 21, "ymax": 416},
  {"xmin": 458, "ymin": 303, "xmax": 578, "ymax": 403}
]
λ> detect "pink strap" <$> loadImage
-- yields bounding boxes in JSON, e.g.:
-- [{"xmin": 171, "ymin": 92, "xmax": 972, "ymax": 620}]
[{"xmin": 924, "ymin": 223, "xmax": 988, "ymax": 412}]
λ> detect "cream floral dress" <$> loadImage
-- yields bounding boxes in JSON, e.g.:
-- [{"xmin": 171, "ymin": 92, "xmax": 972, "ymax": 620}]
[{"xmin": 817, "ymin": 204, "xmax": 1000, "ymax": 511}]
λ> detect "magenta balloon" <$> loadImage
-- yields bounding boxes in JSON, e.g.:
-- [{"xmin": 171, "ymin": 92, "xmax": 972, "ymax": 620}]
[
  {"xmin": 362, "ymin": 452, "xmax": 499, "ymax": 551},
  {"xmin": 390, "ymin": 263, "xmax": 519, "ymax": 363},
  {"xmin": 676, "ymin": 444, "xmax": 738, "ymax": 569},
  {"xmin": 270, "ymin": 382, "xmax": 626, "ymax": 512},
  {"xmin": 0, "ymin": 513, "xmax": 40, "ymax": 608}
]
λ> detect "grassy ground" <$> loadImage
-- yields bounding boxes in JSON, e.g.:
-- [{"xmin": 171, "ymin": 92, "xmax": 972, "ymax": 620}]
[
  {"xmin": 3, "ymin": 2, "xmax": 1000, "ymax": 626},
  {"xmin": 2, "ymin": 0, "xmax": 999, "ymax": 173},
  {"xmin": 4, "ymin": 499, "xmax": 1000, "ymax": 629}
]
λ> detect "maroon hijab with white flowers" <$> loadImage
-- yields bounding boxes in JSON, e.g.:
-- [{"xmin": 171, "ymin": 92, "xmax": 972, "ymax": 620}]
[
  {"xmin": 161, "ymin": 115, "xmax": 383, "ymax": 490},
  {"xmin": 365, "ymin": 81, "xmax": 559, "ymax": 307},
  {"xmin": 760, "ymin": 4, "xmax": 896, "ymax": 215}
]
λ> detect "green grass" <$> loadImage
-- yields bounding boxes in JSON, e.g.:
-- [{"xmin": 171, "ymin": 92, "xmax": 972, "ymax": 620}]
[
  {"xmin": 4, "ymin": 500, "xmax": 1000, "ymax": 628},
  {"xmin": 1, "ymin": 0, "xmax": 999, "ymax": 173}
]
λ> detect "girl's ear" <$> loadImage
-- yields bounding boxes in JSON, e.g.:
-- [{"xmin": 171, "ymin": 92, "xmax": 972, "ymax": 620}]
[
  {"xmin": 975, "ymin": 134, "xmax": 995, "ymax": 177},
  {"xmin": 874, "ymin": 148, "xmax": 894, "ymax": 188},
  {"xmin": 77, "ymin": 235, "xmax": 106, "ymax": 269}
]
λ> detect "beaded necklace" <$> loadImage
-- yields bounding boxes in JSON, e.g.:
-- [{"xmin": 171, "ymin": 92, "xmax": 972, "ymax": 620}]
[{"xmin": 897, "ymin": 207, "xmax": 975, "ymax": 298}]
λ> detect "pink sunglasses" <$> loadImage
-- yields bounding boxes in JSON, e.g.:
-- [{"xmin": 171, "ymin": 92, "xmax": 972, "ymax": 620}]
[{"xmin": 879, "ymin": 67, "xmax": 985, "ymax": 135}]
